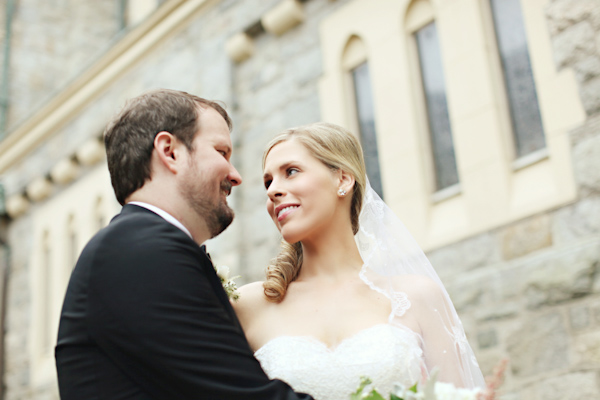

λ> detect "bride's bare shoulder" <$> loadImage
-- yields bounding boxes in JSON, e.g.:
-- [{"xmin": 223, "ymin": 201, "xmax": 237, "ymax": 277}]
[
  {"xmin": 232, "ymin": 281, "xmax": 270, "ymax": 323},
  {"xmin": 394, "ymin": 274, "xmax": 446, "ymax": 301}
]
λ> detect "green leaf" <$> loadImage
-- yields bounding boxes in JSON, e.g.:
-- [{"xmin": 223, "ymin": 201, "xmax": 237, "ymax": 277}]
[
  {"xmin": 350, "ymin": 376, "xmax": 373, "ymax": 400},
  {"xmin": 409, "ymin": 383, "xmax": 418, "ymax": 393},
  {"xmin": 390, "ymin": 394, "xmax": 403, "ymax": 400},
  {"xmin": 363, "ymin": 390, "xmax": 386, "ymax": 400}
]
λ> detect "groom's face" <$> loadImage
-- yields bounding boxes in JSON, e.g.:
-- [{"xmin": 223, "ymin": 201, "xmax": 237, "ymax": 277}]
[{"xmin": 177, "ymin": 106, "xmax": 242, "ymax": 238}]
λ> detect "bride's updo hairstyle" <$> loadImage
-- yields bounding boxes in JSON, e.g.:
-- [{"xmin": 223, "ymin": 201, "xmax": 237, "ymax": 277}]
[{"xmin": 262, "ymin": 122, "xmax": 367, "ymax": 303}]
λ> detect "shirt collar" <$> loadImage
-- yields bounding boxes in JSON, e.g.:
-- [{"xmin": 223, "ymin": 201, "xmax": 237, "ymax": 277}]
[{"xmin": 128, "ymin": 201, "xmax": 193, "ymax": 239}]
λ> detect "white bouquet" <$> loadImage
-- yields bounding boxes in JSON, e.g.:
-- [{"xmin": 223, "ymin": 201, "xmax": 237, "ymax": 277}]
[{"xmin": 351, "ymin": 360, "xmax": 507, "ymax": 400}]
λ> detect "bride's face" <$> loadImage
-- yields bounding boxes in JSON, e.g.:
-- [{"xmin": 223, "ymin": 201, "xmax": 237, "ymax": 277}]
[{"xmin": 263, "ymin": 139, "xmax": 341, "ymax": 244}]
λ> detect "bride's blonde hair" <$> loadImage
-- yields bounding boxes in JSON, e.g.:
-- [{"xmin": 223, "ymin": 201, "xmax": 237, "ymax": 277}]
[{"xmin": 262, "ymin": 122, "xmax": 367, "ymax": 303}]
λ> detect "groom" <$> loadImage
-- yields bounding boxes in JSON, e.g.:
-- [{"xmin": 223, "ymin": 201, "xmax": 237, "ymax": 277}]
[{"xmin": 55, "ymin": 89, "xmax": 313, "ymax": 400}]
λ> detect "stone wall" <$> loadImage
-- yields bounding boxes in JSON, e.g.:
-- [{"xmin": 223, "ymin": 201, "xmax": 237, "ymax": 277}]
[
  {"xmin": 426, "ymin": 1, "xmax": 600, "ymax": 398},
  {"xmin": 5, "ymin": 0, "xmax": 121, "ymax": 131}
]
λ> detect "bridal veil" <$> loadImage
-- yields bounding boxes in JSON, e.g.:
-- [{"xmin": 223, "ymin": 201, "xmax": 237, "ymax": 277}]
[{"xmin": 355, "ymin": 181, "xmax": 485, "ymax": 389}]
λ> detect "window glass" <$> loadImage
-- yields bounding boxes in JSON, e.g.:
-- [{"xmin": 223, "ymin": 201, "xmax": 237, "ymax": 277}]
[
  {"xmin": 415, "ymin": 22, "xmax": 459, "ymax": 191},
  {"xmin": 490, "ymin": 0, "xmax": 545, "ymax": 158},
  {"xmin": 352, "ymin": 62, "xmax": 385, "ymax": 198}
]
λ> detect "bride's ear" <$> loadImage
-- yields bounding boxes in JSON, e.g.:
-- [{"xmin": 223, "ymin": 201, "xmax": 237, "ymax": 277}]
[{"xmin": 337, "ymin": 169, "xmax": 355, "ymax": 197}]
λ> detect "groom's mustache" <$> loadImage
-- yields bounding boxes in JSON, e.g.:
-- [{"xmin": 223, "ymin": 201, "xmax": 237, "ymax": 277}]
[{"xmin": 221, "ymin": 180, "xmax": 232, "ymax": 197}]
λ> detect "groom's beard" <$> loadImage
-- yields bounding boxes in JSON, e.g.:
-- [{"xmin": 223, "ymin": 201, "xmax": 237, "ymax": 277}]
[
  {"xmin": 180, "ymin": 173, "xmax": 235, "ymax": 239},
  {"xmin": 206, "ymin": 180, "xmax": 234, "ymax": 238}
]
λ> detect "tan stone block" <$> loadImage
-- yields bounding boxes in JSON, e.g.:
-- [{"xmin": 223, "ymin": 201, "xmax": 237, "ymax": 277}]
[
  {"xmin": 501, "ymin": 214, "xmax": 552, "ymax": 260},
  {"xmin": 75, "ymin": 138, "xmax": 105, "ymax": 166},
  {"xmin": 5, "ymin": 195, "xmax": 29, "ymax": 219},
  {"xmin": 225, "ymin": 33, "xmax": 254, "ymax": 64},
  {"xmin": 261, "ymin": 0, "xmax": 304, "ymax": 36},
  {"xmin": 50, "ymin": 158, "xmax": 80, "ymax": 185},
  {"xmin": 25, "ymin": 177, "xmax": 53, "ymax": 202}
]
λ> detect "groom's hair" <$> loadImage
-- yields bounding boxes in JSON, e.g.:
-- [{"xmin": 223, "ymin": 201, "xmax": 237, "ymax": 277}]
[{"xmin": 104, "ymin": 89, "xmax": 232, "ymax": 205}]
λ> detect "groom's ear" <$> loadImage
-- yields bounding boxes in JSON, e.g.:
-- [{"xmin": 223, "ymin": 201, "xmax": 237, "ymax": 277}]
[{"xmin": 154, "ymin": 131, "xmax": 180, "ymax": 174}]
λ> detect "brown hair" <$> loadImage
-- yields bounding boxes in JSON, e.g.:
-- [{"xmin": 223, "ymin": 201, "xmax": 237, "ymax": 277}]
[
  {"xmin": 262, "ymin": 122, "xmax": 367, "ymax": 303},
  {"xmin": 104, "ymin": 89, "xmax": 232, "ymax": 205}
]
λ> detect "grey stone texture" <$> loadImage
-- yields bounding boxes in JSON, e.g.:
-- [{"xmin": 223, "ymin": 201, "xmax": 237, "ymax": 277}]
[
  {"xmin": 537, "ymin": 372, "xmax": 599, "ymax": 400},
  {"xmin": 6, "ymin": 0, "xmax": 121, "ymax": 131},
  {"xmin": 573, "ymin": 135, "xmax": 600, "ymax": 196},
  {"xmin": 569, "ymin": 304, "xmax": 591, "ymax": 331},
  {"xmin": 507, "ymin": 312, "xmax": 570, "ymax": 377},
  {"xmin": 548, "ymin": 0, "xmax": 600, "ymax": 116}
]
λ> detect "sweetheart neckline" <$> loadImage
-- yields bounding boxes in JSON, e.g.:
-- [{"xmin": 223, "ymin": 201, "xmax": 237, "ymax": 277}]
[{"xmin": 254, "ymin": 323, "xmax": 411, "ymax": 356}]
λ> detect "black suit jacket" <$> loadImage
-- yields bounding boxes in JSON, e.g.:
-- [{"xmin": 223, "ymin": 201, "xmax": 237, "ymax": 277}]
[{"xmin": 56, "ymin": 204, "xmax": 312, "ymax": 400}]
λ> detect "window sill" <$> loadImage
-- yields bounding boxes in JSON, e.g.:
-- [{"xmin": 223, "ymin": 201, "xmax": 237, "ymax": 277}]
[
  {"xmin": 431, "ymin": 183, "xmax": 461, "ymax": 204},
  {"xmin": 512, "ymin": 147, "xmax": 549, "ymax": 171}
]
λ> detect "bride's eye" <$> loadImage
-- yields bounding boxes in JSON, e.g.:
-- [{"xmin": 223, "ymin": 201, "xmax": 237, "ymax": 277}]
[
  {"xmin": 264, "ymin": 179, "xmax": 272, "ymax": 189},
  {"xmin": 286, "ymin": 168, "xmax": 299, "ymax": 177}
]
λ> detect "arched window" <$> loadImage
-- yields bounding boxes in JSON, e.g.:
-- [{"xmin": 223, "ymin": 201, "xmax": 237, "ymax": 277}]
[
  {"xmin": 406, "ymin": 0, "xmax": 459, "ymax": 194},
  {"xmin": 488, "ymin": 0, "xmax": 545, "ymax": 162},
  {"xmin": 342, "ymin": 36, "xmax": 384, "ymax": 198}
]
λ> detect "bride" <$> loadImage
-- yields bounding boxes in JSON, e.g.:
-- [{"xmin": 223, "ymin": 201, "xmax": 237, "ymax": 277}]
[{"xmin": 233, "ymin": 122, "xmax": 484, "ymax": 399}]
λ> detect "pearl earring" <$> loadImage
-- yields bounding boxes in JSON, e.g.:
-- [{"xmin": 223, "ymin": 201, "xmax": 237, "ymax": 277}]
[{"xmin": 338, "ymin": 189, "xmax": 347, "ymax": 196}]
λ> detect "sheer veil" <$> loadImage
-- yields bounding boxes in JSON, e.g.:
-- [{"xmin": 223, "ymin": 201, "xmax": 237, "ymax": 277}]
[{"xmin": 355, "ymin": 180, "xmax": 485, "ymax": 389}]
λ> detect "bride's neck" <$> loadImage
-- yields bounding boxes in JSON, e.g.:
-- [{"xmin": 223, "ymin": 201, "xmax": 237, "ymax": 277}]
[{"xmin": 298, "ymin": 228, "xmax": 363, "ymax": 281}]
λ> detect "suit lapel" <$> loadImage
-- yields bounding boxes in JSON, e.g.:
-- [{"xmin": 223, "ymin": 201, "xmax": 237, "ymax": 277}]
[
  {"xmin": 197, "ymin": 246, "xmax": 244, "ymax": 331},
  {"xmin": 119, "ymin": 205, "xmax": 243, "ymax": 331}
]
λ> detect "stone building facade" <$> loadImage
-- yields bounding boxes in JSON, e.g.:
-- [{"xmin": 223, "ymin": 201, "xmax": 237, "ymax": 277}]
[{"xmin": 0, "ymin": 0, "xmax": 598, "ymax": 399}]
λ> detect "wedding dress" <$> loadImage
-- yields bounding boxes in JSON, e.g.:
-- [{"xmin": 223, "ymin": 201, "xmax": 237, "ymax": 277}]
[
  {"xmin": 255, "ymin": 182, "xmax": 484, "ymax": 399},
  {"xmin": 255, "ymin": 323, "xmax": 424, "ymax": 400}
]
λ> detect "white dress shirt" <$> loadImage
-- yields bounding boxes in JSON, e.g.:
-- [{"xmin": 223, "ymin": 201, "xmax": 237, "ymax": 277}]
[{"xmin": 128, "ymin": 201, "xmax": 193, "ymax": 239}]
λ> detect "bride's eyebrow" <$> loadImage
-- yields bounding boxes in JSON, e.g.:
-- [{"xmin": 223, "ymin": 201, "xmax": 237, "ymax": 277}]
[{"xmin": 263, "ymin": 161, "xmax": 299, "ymax": 180}]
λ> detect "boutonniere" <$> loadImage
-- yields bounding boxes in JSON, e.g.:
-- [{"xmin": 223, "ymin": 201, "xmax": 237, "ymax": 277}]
[{"xmin": 215, "ymin": 265, "xmax": 241, "ymax": 301}]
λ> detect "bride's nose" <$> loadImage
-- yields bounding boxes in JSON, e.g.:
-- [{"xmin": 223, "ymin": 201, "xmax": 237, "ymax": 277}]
[{"xmin": 267, "ymin": 180, "xmax": 285, "ymax": 200}]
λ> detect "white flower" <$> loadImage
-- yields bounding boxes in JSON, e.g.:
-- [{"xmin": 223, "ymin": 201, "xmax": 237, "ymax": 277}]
[
  {"xmin": 391, "ymin": 383, "xmax": 424, "ymax": 400},
  {"xmin": 214, "ymin": 264, "xmax": 241, "ymax": 301},
  {"xmin": 216, "ymin": 265, "xmax": 230, "ymax": 280},
  {"xmin": 433, "ymin": 382, "xmax": 481, "ymax": 400}
]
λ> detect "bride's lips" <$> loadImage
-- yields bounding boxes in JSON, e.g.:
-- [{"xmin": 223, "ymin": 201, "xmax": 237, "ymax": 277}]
[{"xmin": 274, "ymin": 203, "xmax": 300, "ymax": 222}]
